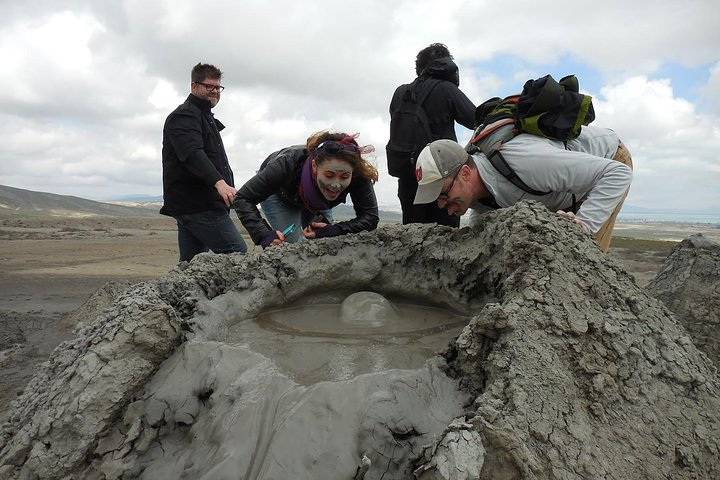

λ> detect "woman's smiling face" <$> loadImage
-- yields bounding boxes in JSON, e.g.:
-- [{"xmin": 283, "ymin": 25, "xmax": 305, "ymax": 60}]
[{"xmin": 313, "ymin": 157, "xmax": 354, "ymax": 201}]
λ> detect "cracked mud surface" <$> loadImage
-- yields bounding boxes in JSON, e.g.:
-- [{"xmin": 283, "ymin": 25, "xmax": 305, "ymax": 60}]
[
  {"xmin": 647, "ymin": 234, "xmax": 720, "ymax": 367},
  {"xmin": 1, "ymin": 205, "xmax": 718, "ymax": 479}
]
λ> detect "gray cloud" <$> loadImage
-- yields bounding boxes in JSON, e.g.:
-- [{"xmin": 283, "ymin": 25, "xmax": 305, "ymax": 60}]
[{"xmin": 0, "ymin": 0, "xmax": 718, "ymax": 211}]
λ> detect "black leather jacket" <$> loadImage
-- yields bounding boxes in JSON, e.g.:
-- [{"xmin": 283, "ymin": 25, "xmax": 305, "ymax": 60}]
[
  {"xmin": 233, "ymin": 146, "xmax": 379, "ymax": 244},
  {"xmin": 160, "ymin": 94, "xmax": 234, "ymax": 216}
]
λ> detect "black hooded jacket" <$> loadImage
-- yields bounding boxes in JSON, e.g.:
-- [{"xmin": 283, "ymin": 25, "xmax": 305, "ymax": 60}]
[
  {"xmin": 389, "ymin": 57, "xmax": 475, "ymax": 144},
  {"xmin": 232, "ymin": 146, "xmax": 379, "ymax": 245},
  {"xmin": 160, "ymin": 94, "xmax": 234, "ymax": 216}
]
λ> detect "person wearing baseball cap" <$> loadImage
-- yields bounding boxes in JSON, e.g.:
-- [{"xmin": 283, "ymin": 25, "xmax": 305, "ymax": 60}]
[
  {"xmin": 413, "ymin": 139, "xmax": 481, "ymax": 209},
  {"xmin": 413, "ymin": 125, "xmax": 633, "ymax": 253}
]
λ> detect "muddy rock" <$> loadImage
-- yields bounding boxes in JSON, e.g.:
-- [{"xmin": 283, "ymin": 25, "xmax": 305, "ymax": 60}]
[
  {"xmin": 68, "ymin": 279, "xmax": 133, "ymax": 329},
  {"xmin": 646, "ymin": 233, "xmax": 720, "ymax": 367},
  {"xmin": 0, "ymin": 283, "xmax": 182, "ymax": 479},
  {"xmin": 0, "ymin": 201, "xmax": 718, "ymax": 480}
]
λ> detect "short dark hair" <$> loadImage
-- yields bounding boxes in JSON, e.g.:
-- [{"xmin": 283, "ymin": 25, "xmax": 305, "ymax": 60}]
[
  {"xmin": 415, "ymin": 43, "xmax": 453, "ymax": 76},
  {"xmin": 191, "ymin": 63, "xmax": 222, "ymax": 83}
]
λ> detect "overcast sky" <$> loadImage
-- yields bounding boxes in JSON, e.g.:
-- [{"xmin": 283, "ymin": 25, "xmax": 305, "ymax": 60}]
[{"xmin": 1, "ymin": 0, "xmax": 718, "ymax": 212}]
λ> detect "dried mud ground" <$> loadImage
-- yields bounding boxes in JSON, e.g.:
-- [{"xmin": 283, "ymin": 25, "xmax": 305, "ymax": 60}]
[{"xmin": 0, "ymin": 215, "xmax": 717, "ymax": 421}]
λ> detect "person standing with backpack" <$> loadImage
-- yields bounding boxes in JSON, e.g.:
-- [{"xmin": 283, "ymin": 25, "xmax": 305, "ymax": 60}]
[
  {"xmin": 386, "ymin": 43, "xmax": 476, "ymax": 227},
  {"xmin": 411, "ymin": 125, "xmax": 633, "ymax": 253}
]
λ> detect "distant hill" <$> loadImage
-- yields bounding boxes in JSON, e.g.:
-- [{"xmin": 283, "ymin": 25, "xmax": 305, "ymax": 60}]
[
  {"xmin": 622, "ymin": 204, "xmax": 720, "ymax": 215},
  {"xmin": 111, "ymin": 194, "xmax": 164, "ymax": 202},
  {"xmin": 0, "ymin": 185, "xmax": 403, "ymax": 223},
  {"xmin": 0, "ymin": 185, "xmax": 160, "ymax": 218}
]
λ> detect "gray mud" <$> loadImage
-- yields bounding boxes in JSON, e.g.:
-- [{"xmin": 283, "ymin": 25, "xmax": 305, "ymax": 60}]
[
  {"xmin": 647, "ymin": 233, "xmax": 720, "ymax": 367},
  {"xmin": 1, "ymin": 201, "xmax": 718, "ymax": 480},
  {"xmin": 227, "ymin": 291, "xmax": 469, "ymax": 384},
  {"xmin": 122, "ymin": 343, "xmax": 469, "ymax": 479}
]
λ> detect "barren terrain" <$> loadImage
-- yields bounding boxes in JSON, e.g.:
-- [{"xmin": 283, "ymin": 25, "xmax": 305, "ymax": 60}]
[{"xmin": 0, "ymin": 214, "xmax": 716, "ymax": 421}]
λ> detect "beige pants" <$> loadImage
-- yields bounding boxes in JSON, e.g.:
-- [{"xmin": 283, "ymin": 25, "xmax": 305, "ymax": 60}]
[{"xmin": 594, "ymin": 141, "xmax": 633, "ymax": 253}]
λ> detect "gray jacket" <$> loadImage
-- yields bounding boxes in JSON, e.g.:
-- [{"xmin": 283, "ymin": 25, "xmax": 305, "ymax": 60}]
[{"xmin": 469, "ymin": 125, "xmax": 632, "ymax": 234}]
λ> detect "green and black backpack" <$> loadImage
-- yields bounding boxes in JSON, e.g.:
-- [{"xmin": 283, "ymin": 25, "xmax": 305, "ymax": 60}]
[{"xmin": 467, "ymin": 74, "xmax": 595, "ymax": 196}]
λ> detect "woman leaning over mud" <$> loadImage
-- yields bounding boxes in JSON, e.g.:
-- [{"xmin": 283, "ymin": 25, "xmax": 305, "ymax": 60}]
[{"xmin": 233, "ymin": 131, "xmax": 379, "ymax": 248}]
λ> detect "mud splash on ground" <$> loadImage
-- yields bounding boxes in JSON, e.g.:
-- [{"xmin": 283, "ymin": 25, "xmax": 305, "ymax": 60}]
[{"xmin": 1, "ymin": 202, "xmax": 718, "ymax": 479}]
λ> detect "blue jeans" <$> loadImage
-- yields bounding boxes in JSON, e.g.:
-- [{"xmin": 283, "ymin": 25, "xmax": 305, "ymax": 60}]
[
  {"xmin": 174, "ymin": 209, "xmax": 247, "ymax": 262},
  {"xmin": 260, "ymin": 194, "xmax": 333, "ymax": 243}
]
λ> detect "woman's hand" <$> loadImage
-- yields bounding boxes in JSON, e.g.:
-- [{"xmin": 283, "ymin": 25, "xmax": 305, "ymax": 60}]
[
  {"xmin": 269, "ymin": 230, "xmax": 287, "ymax": 246},
  {"xmin": 302, "ymin": 221, "xmax": 328, "ymax": 239},
  {"xmin": 260, "ymin": 229, "xmax": 287, "ymax": 248}
]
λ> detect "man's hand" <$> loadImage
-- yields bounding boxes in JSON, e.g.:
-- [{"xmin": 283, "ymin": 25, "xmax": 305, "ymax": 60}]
[
  {"xmin": 556, "ymin": 210, "xmax": 591, "ymax": 235},
  {"xmin": 215, "ymin": 179, "xmax": 237, "ymax": 207}
]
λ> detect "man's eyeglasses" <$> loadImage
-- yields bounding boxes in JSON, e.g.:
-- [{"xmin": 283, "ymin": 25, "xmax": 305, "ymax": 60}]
[
  {"xmin": 195, "ymin": 81, "xmax": 225, "ymax": 92},
  {"xmin": 438, "ymin": 170, "xmax": 460, "ymax": 200}
]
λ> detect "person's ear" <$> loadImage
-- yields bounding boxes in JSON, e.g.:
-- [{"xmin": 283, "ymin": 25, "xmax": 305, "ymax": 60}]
[
  {"xmin": 311, "ymin": 158, "xmax": 317, "ymax": 175},
  {"xmin": 460, "ymin": 164, "xmax": 469, "ymax": 180}
]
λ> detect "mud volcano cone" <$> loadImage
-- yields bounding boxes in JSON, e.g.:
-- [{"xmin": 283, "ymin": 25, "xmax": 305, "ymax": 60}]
[
  {"xmin": 1, "ymin": 201, "xmax": 718, "ymax": 480},
  {"xmin": 646, "ymin": 233, "xmax": 720, "ymax": 367}
]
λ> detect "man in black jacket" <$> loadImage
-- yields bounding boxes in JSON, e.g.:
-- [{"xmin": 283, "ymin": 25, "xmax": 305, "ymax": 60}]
[
  {"xmin": 388, "ymin": 43, "xmax": 475, "ymax": 227},
  {"xmin": 160, "ymin": 63, "xmax": 247, "ymax": 262}
]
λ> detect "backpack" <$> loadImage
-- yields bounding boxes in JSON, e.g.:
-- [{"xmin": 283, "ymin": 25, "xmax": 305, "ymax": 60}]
[
  {"xmin": 467, "ymin": 74, "xmax": 595, "ymax": 196},
  {"xmin": 386, "ymin": 78, "xmax": 441, "ymax": 177}
]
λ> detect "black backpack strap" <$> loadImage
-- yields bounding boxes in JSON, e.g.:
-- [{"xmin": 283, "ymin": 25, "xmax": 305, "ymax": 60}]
[
  {"xmin": 414, "ymin": 78, "xmax": 441, "ymax": 106},
  {"xmin": 486, "ymin": 149, "xmax": 550, "ymax": 196},
  {"xmin": 407, "ymin": 78, "xmax": 441, "ymax": 143}
]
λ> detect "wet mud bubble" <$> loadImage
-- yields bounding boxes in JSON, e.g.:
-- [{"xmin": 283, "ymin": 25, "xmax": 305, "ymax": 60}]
[{"xmin": 228, "ymin": 290, "xmax": 470, "ymax": 383}]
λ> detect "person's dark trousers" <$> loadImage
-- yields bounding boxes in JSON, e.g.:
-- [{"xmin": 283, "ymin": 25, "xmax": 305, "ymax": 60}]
[
  {"xmin": 174, "ymin": 209, "xmax": 248, "ymax": 262},
  {"xmin": 397, "ymin": 173, "xmax": 460, "ymax": 227}
]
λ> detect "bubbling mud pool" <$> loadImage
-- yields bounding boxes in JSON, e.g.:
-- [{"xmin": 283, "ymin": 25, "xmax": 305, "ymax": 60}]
[{"xmin": 226, "ymin": 291, "xmax": 471, "ymax": 384}]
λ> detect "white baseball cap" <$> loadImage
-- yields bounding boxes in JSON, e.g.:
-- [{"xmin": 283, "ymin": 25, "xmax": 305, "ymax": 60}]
[{"xmin": 413, "ymin": 139, "xmax": 469, "ymax": 204}]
